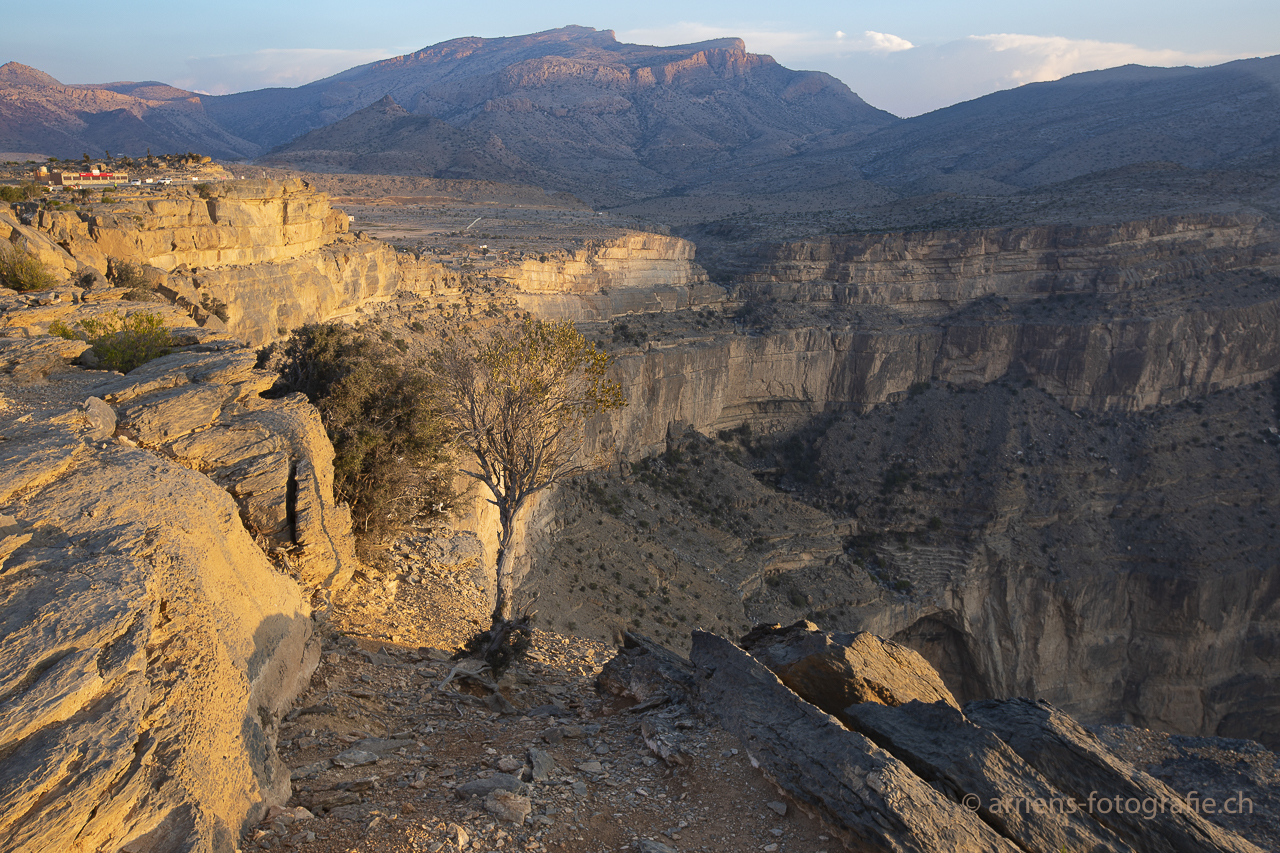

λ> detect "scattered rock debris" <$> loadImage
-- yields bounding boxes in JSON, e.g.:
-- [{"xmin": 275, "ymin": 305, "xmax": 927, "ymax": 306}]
[{"xmin": 257, "ymin": 539, "xmax": 839, "ymax": 853}]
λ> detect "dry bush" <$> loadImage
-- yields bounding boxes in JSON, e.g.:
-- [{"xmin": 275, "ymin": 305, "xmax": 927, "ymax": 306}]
[{"xmin": 0, "ymin": 244, "xmax": 57, "ymax": 292}]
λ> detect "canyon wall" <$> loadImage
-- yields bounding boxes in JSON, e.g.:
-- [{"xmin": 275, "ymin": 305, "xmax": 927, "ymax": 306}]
[
  {"xmin": 737, "ymin": 214, "xmax": 1280, "ymax": 302},
  {"xmin": 9, "ymin": 180, "xmax": 407, "ymax": 346},
  {"xmin": 499, "ymin": 233, "xmax": 707, "ymax": 294},
  {"xmin": 580, "ymin": 214, "xmax": 1280, "ymax": 461},
  {"xmin": 586, "ymin": 294, "xmax": 1280, "ymax": 460},
  {"xmin": 179, "ymin": 236, "xmax": 400, "ymax": 345},
  {"xmin": 397, "ymin": 232, "xmax": 725, "ymax": 323},
  {"xmin": 520, "ymin": 214, "xmax": 1280, "ymax": 746},
  {"xmin": 54, "ymin": 178, "xmax": 350, "ymax": 273}
]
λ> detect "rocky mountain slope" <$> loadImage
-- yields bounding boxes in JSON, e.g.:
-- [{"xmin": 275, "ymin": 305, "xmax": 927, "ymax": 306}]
[
  {"xmin": 5, "ymin": 32, "xmax": 1278, "ymax": 222},
  {"xmin": 246, "ymin": 26, "xmax": 893, "ymax": 204},
  {"xmin": 812, "ymin": 55, "xmax": 1280, "ymax": 194},
  {"xmin": 0, "ymin": 62, "xmax": 261, "ymax": 160}
]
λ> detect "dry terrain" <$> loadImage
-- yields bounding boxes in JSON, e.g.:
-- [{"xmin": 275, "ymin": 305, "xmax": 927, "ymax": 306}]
[{"xmin": 257, "ymin": 535, "xmax": 842, "ymax": 853}]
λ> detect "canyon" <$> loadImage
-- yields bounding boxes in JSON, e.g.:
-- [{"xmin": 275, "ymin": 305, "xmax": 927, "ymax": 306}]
[
  {"xmin": 1, "ymin": 22, "xmax": 1279, "ymax": 852},
  {"xmin": 3, "ymin": 173, "xmax": 1280, "ymax": 850}
]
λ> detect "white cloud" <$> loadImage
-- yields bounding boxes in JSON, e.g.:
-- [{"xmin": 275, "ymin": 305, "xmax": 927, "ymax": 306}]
[
  {"xmin": 966, "ymin": 33, "xmax": 1230, "ymax": 84},
  {"xmin": 173, "ymin": 48, "xmax": 402, "ymax": 95},
  {"xmin": 857, "ymin": 31, "xmax": 914, "ymax": 53},
  {"xmin": 831, "ymin": 34, "xmax": 1240, "ymax": 115},
  {"xmin": 620, "ymin": 25, "xmax": 1245, "ymax": 117}
]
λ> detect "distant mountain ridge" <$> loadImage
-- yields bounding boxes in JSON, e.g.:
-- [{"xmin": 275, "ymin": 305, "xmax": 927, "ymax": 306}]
[
  {"xmin": 801, "ymin": 55, "xmax": 1280, "ymax": 194},
  {"xmin": 1, "ymin": 35, "xmax": 1277, "ymax": 211},
  {"xmin": 237, "ymin": 26, "xmax": 895, "ymax": 202},
  {"xmin": 205, "ymin": 27, "xmax": 890, "ymax": 149},
  {"xmin": 0, "ymin": 61, "xmax": 261, "ymax": 160}
]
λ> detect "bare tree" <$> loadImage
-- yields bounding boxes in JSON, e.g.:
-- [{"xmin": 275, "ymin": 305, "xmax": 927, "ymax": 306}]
[{"xmin": 432, "ymin": 317, "xmax": 626, "ymax": 633}]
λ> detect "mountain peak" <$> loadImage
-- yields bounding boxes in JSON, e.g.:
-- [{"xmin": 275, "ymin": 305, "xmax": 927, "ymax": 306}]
[
  {"xmin": 0, "ymin": 61, "xmax": 61, "ymax": 87},
  {"xmin": 373, "ymin": 93, "xmax": 408, "ymax": 114}
]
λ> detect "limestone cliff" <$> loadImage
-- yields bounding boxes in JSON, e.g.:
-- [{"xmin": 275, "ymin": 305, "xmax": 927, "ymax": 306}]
[
  {"xmin": 499, "ymin": 233, "xmax": 707, "ymax": 294},
  {"xmin": 51, "ymin": 179, "xmax": 349, "ymax": 273},
  {"xmin": 585, "ymin": 293, "xmax": 1280, "ymax": 462},
  {"xmin": 502, "ymin": 233, "xmax": 719, "ymax": 321},
  {"xmin": 736, "ymin": 214, "xmax": 1279, "ymax": 300},
  {"xmin": 5, "ymin": 182, "xmax": 406, "ymax": 346},
  {"xmin": 177, "ymin": 236, "xmax": 400, "ymax": 345},
  {"xmin": 394, "ymin": 232, "xmax": 725, "ymax": 323},
  {"xmin": 0, "ymin": 341, "xmax": 358, "ymax": 851},
  {"xmin": 513, "ymin": 215, "xmax": 1280, "ymax": 749}
]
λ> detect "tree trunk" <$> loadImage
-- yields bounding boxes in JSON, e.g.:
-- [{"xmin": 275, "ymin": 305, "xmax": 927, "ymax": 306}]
[
  {"xmin": 490, "ymin": 497, "xmax": 520, "ymax": 624},
  {"xmin": 491, "ymin": 539, "xmax": 516, "ymax": 623}
]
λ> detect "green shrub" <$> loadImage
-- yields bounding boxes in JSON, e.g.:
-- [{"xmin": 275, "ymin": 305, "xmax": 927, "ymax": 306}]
[
  {"xmin": 194, "ymin": 183, "xmax": 214, "ymax": 200},
  {"xmin": 0, "ymin": 183, "xmax": 41, "ymax": 203},
  {"xmin": 0, "ymin": 244, "xmax": 57, "ymax": 292},
  {"xmin": 259, "ymin": 322, "xmax": 454, "ymax": 536},
  {"xmin": 49, "ymin": 310, "xmax": 174, "ymax": 373}
]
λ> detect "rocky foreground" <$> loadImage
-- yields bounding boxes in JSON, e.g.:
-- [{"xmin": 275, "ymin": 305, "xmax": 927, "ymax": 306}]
[{"xmin": 244, "ymin": 557, "xmax": 1279, "ymax": 853}]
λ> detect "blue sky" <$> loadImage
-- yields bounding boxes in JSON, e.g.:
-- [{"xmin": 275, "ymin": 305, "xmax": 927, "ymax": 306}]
[{"xmin": 4, "ymin": 0, "xmax": 1276, "ymax": 115}]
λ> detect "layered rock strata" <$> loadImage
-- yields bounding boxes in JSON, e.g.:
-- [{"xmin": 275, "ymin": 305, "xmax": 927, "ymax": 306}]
[
  {"xmin": 396, "ymin": 233, "xmax": 724, "ymax": 323},
  {"xmin": 735, "ymin": 214, "xmax": 1279, "ymax": 300},
  {"xmin": 0, "ymin": 342, "xmax": 356, "ymax": 851},
  {"xmin": 588, "ymin": 289, "xmax": 1280, "ymax": 459},
  {"xmin": 5, "ymin": 183, "xmax": 405, "ymax": 346},
  {"xmin": 39, "ymin": 179, "xmax": 350, "ymax": 273},
  {"xmin": 665, "ymin": 627, "xmax": 1265, "ymax": 853}
]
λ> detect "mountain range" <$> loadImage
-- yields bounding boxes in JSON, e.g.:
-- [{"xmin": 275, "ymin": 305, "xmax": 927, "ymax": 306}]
[{"xmin": 1, "ymin": 27, "xmax": 1278, "ymax": 207}]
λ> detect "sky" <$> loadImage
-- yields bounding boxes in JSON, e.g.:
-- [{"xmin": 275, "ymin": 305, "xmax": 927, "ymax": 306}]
[{"xmin": 3, "ymin": 1, "xmax": 1276, "ymax": 116}]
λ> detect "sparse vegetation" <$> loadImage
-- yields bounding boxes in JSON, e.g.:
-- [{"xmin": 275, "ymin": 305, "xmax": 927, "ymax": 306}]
[
  {"xmin": 49, "ymin": 310, "xmax": 173, "ymax": 373},
  {"xmin": 106, "ymin": 258, "xmax": 161, "ymax": 300},
  {"xmin": 431, "ymin": 316, "xmax": 626, "ymax": 662},
  {"xmin": 0, "ymin": 183, "xmax": 41, "ymax": 203},
  {"xmin": 0, "ymin": 244, "xmax": 57, "ymax": 292},
  {"xmin": 260, "ymin": 322, "xmax": 455, "ymax": 537}
]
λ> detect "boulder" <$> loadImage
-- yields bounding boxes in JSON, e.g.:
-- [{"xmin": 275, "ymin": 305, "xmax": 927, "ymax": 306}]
[
  {"xmin": 966, "ymin": 698, "xmax": 1262, "ymax": 853},
  {"xmin": 485, "ymin": 789, "xmax": 532, "ymax": 824},
  {"xmin": 527, "ymin": 747, "xmax": 555, "ymax": 782},
  {"xmin": 690, "ymin": 631, "xmax": 1018, "ymax": 853},
  {"xmin": 456, "ymin": 773, "xmax": 527, "ymax": 799},
  {"xmin": 845, "ymin": 700, "xmax": 1129, "ymax": 853},
  {"xmin": 82, "ymin": 396, "xmax": 116, "ymax": 440},
  {"xmin": 739, "ymin": 620, "xmax": 959, "ymax": 726},
  {"xmin": 596, "ymin": 631, "xmax": 697, "ymax": 710}
]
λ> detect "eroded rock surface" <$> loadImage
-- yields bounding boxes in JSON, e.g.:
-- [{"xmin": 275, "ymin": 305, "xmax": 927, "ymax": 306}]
[
  {"xmin": 739, "ymin": 620, "xmax": 959, "ymax": 722},
  {"xmin": 0, "ymin": 343, "xmax": 358, "ymax": 851},
  {"xmin": 0, "ymin": 372, "xmax": 320, "ymax": 852},
  {"xmin": 966, "ymin": 698, "xmax": 1262, "ymax": 853},
  {"xmin": 690, "ymin": 630, "xmax": 1018, "ymax": 853},
  {"xmin": 684, "ymin": 626, "xmax": 1266, "ymax": 853}
]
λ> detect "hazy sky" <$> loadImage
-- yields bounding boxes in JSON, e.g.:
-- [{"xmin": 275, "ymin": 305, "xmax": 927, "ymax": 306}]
[{"xmin": 4, "ymin": 0, "xmax": 1276, "ymax": 116}]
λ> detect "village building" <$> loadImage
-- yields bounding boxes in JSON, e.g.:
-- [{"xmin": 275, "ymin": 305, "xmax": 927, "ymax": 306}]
[{"xmin": 36, "ymin": 166, "xmax": 128, "ymax": 187}]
